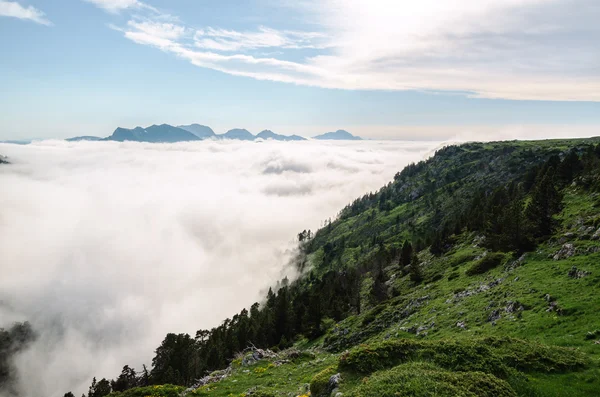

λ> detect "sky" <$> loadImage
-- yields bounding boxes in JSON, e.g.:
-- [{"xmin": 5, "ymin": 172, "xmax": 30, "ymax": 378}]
[
  {"xmin": 0, "ymin": 139, "xmax": 441, "ymax": 396},
  {"xmin": 0, "ymin": 0, "xmax": 599, "ymax": 140}
]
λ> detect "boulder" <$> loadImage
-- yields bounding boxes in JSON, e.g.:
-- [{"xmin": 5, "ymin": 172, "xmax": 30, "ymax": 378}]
[
  {"xmin": 568, "ymin": 266, "xmax": 590, "ymax": 279},
  {"xmin": 553, "ymin": 243, "xmax": 575, "ymax": 260},
  {"xmin": 488, "ymin": 309, "xmax": 501, "ymax": 322}
]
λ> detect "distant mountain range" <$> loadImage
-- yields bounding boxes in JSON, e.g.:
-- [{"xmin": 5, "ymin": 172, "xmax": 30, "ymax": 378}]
[
  {"xmin": 60, "ymin": 124, "xmax": 362, "ymax": 143},
  {"xmin": 65, "ymin": 136, "xmax": 104, "ymax": 142}
]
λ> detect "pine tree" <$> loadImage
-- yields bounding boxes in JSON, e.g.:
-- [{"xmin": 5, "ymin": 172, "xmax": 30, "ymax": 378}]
[
  {"xmin": 409, "ymin": 252, "xmax": 423, "ymax": 283},
  {"xmin": 111, "ymin": 365, "xmax": 137, "ymax": 392},
  {"xmin": 400, "ymin": 240, "xmax": 413, "ymax": 268},
  {"xmin": 526, "ymin": 167, "xmax": 562, "ymax": 239}
]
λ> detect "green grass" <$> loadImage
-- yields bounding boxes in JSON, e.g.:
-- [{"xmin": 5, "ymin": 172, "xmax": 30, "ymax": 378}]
[{"xmin": 348, "ymin": 362, "xmax": 516, "ymax": 397}]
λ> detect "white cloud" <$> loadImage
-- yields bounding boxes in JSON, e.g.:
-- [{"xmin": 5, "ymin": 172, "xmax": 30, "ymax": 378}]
[
  {"xmin": 112, "ymin": 0, "xmax": 600, "ymax": 101},
  {"xmin": 120, "ymin": 20, "xmax": 186, "ymax": 49},
  {"xmin": 0, "ymin": 0, "xmax": 51, "ymax": 25},
  {"xmin": 194, "ymin": 26, "xmax": 330, "ymax": 52},
  {"xmin": 0, "ymin": 139, "xmax": 439, "ymax": 397},
  {"xmin": 84, "ymin": 0, "xmax": 156, "ymax": 13}
]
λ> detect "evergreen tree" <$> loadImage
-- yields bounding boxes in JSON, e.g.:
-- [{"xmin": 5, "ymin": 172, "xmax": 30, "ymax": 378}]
[
  {"xmin": 400, "ymin": 240, "xmax": 413, "ymax": 267},
  {"xmin": 409, "ymin": 252, "xmax": 423, "ymax": 283},
  {"xmin": 111, "ymin": 365, "xmax": 137, "ymax": 392},
  {"xmin": 526, "ymin": 167, "xmax": 562, "ymax": 239},
  {"xmin": 87, "ymin": 377, "xmax": 111, "ymax": 397},
  {"xmin": 140, "ymin": 365, "xmax": 150, "ymax": 387}
]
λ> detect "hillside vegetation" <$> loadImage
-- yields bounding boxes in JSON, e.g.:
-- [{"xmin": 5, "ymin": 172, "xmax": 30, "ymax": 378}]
[{"xmin": 69, "ymin": 138, "xmax": 600, "ymax": 397}]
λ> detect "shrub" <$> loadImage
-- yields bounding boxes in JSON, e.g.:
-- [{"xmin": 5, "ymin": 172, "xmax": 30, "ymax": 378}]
[
  {"xmin": 447, "ymin": 252, "xmax": 477, "ymax": 268},
  {"xmin": 466, "ymin": 253, "xmax": 506, "ymax": 276},
  {"xmin": 109, "ymin": 385, "xmax": 185, "ymax": 397},
  {"xmin": 348, "ymin": 362, "xmax": 516, "ymax": 397},
  {"xmin": 361, "ymin": 303, "xmax": 389, "ymax": 326},
  {"xmin": 338, "ymin": 337, "xmax": 586, "ymax": 378},
  {"xmin": 310, "ymin": 365, "xmax": 337, "ymax": 397},
  {"xmin": 447, "ymin": 271, "xmax": 459, "ymax": 281}
]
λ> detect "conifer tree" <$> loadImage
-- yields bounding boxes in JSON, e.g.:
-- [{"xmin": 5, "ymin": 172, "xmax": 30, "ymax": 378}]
[
  {"xmin": 526, "ymin": 167, "xmax": 562, "ymax": 238},
  {"xmin": 409, "ymin": 252, "xmax": 423, "ymax": 283}
]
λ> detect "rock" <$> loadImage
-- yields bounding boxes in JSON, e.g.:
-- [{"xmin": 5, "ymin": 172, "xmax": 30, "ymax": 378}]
[
  {"xmin": 488, "ymin": 309, "xmax": 501, "ymax": 322},
  {"xmin": 321, "ymin": 373, "xmax": 342, "ymax": 396},
  {"xmin": 592, "ymin": 228, "xmax": 600, "ymax": 240},
  {"xmin": 578, "ymin": 226, "xmax": 596, "ymax": 239},
  {"xmin": 241, "ymin": 347, "xmax": 277, "ymax": 366},
  {"xmin": 506, "ymin": 254, "xmax": 526, "ymax": 271},
  {"xmin": 505, "ymin": 301, "xmax": 524, "ymax": 313},
  {"xmin": 553, "ymin": 243, "xmax": 575, "ymax": 260},
  {"xmin": 546, "ymin": 301, "xmax": 563, "ymax": 314},
  {"xmin": 456, "ymin": 321, "xmax": 467, "ymax": 329},
  {"xmin": 452, "ymin": 278, "xmax": 504, "ymax": 301},
  {"xmin": 568, "ymin": 266, "xmax": 590, "ymax": 279},
  {"xmin": 472, "ymin": 235, "xmax": 486, "ymax": 247},
  {"xmin": 184, "ymin": 366, "xmax": 232, "ymax": 392}
]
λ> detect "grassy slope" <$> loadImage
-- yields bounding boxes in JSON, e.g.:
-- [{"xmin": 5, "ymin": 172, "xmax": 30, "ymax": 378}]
[{"xmin": 113, "ymin": 138, "xmax": 600, "ymax": 397}]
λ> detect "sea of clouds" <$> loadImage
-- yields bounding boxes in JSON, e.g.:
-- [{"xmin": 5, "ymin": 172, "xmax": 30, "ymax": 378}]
[{"xmin": 0, "ymin": 139, "xmax": 443, "ymax": 396}]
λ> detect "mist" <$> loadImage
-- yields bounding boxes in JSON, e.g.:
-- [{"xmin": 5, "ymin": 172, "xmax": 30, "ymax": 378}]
[{"xmin": 0, "ymin": 139, "xmax": 440, "ymax": 396}]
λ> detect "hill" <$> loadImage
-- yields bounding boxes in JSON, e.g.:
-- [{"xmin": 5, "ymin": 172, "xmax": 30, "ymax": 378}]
[
  {"xmin": 313, "ymin": 130, "xmax": 362, "ymax": 140},
  {"xmin": 106, "ymin": 125, "xmax": 200, "ymax": 143},
  {"xmin": 218, "ymin": 128, "xmax": 255, "ymax": 141},
  {"xmin": 66, "ymin": 136, "xmax": 103, "ymax": 142},
  {"xmin": 256, "ymin": 130, "xmax": 306, "ymax": 141},
  {"xmin": 178, "ymin": 124, "xmax": 216, "ymax": 139},
  {"xmin": 71, "ymin": 138, "xmax": 600, "ymax": 397}
]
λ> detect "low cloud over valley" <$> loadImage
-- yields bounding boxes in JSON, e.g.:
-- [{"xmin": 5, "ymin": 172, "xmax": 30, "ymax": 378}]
[{"xmin": 0, "ymin": 139, "xmax": 439, "ymax": 396}]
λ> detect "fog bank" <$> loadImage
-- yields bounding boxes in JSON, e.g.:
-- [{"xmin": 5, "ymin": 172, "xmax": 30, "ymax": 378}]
[{"xmin": 0, "ymin": 139, "xmax": 439, "ymax": 396}]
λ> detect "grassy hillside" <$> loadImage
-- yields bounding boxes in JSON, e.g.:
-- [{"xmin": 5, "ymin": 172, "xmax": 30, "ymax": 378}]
[{"xmin": 82, "ymin": 138, "xmax": 600, "ymax": 397}]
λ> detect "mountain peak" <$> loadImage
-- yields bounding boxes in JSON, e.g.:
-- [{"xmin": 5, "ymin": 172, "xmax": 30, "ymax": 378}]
[
  {"xmin": 106, "ymin": 124, "xmax": 199, "ymax": 143},
  {"xmin": 313, "ymin": 130, "xmax": 362, "ymax": 140},
  {"xmin": 178, "ymin": 124, "xmax": 216, "ymax": 139},
  {"xmin": 220, "ymin": 128, "xmax": 255, "ymax": 141},
  {"xmin": 256, "ymin": 130, "xmax": 306, "ymax": 141}
]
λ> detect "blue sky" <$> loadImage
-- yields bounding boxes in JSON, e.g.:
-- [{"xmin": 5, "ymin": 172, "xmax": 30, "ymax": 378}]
[{"xmin": 0, "ymin": 0, "xmax": 599, "ymax": 140}]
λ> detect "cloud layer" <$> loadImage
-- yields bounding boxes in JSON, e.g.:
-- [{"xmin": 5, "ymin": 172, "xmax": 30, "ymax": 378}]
[
  {"xmin": 94, "ymin": 0, "xmax": 600, "ymax": 101},
  {"xmin": 0, "ymin": 139, "xmax": 439, "ymax": 397},
  {"xmin": 0, "ymin": 1, "xmax": 51, "ymax": 25}
]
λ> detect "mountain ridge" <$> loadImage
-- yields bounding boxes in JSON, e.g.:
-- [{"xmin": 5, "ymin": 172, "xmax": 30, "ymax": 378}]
[
  {"xmin": 60, "ymin": 124, "xmax": 361, "ymax": 143},
  {"xmin": 70, "ymin": 137, "xmax": 600, "ymax": 397}
]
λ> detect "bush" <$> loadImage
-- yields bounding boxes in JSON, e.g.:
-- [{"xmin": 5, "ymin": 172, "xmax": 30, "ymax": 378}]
[
  {"xmin": 109, "ymin": 385, "xmax": 185, "ymax": 397},
  {"xmin": 348, "ymin": 362, "xmax": 516, "ymax": 397},
  {"xmin": 466, "ymin": 253, "xmax": 506, "ymax": 276},
  {"xmin": 447, "ymin": 271, "xmax": 459, "ymax": 281},
  {"xmin": 362, "ymin": 303, "xmax": 389, "ymax": 326},
  {"xmin": 338, "ymin": 337, "xmax": 586, "ymax": 378},
  {"xmin": 310, "ymin": 365, "xmax": 337, "ymax": 397},
  {"xmin": 447, "ymin": 252, "xmax": 477, "ymax": 268}
]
